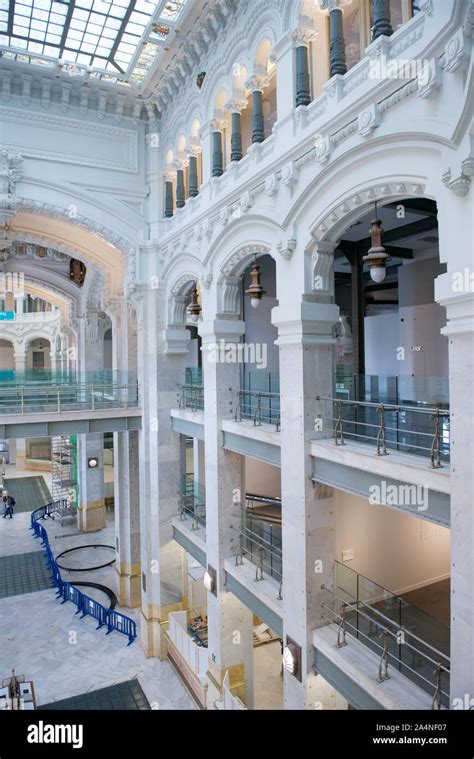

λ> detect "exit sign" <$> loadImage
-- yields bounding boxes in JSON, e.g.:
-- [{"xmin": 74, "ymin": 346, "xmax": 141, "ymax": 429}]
[{"xmin": 0, "ymin": 311, "xmax": 14, "ymax": 320}]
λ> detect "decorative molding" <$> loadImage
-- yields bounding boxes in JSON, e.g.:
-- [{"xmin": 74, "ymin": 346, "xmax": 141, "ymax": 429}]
[
  {"xmin": 358, "ymin": 104, "xmax": 381, "ymax": 137},
  {"xmin": 441, "ymin": 30, "xmax": 469, "ymax": 73},
  {"xmin": 277, "ymin": 228, "xmax": 297, "ymax": 261},
  {"xmin": 0, "ymin": 106, "xmax": 138, "ymax": 173},
  {"xmin": 442, "ymin": 168, "xmax": 471, "ymax": 198},
  {"xmin": 0, "ymin": 149, "xmax": 23, "ymax": 223},
  {"xmin": 220, "ymin": 275, "xmax": 241, "ymax": 314},
  {"xmin": 417, "ymin": 57, "xmax": 441, "ymax": 99},
  {"xmin": 220, "ymin": 243, "xmax": 270, "ymax": 279}
]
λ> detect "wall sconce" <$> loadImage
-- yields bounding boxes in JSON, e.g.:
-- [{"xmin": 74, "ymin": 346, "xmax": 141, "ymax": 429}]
[
  {"xmin": 363, "ymin": 205, "xmax": 391, "ymax": 283},
  {"xmin": 203, "ymin": 565, "xmax": 217, "ymax": 595},
  {"xmin": 245, "ymin": 255, "xmax": 266, "ymax": 309},
  {"xmin": 187, "ymin": 284, "xmax": 202, "ymax": 323},
  {"xmin": 282, "ymin": 636, "xmax": 302, "ymax": 681},
  {"xmin": 87, "ymin": 457, "xmax": 98, "ymax": 469}
]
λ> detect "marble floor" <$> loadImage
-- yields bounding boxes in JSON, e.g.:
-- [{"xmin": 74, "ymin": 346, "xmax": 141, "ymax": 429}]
[{"xmin": 0, "ymin": 505, "xmax": 196, "ymax": 710}]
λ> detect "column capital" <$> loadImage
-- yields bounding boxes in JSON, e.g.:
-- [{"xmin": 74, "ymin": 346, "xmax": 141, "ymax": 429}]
[
  {"xmin": 272, "ymin": 301, "xmax": 339, "ymax": 345},
  {"xmin": 210, "ymin": 117, "xmax": 228, "ymax": 132},
  {"xmin": 318, "ymin": 0, "xmax": 352, "ymax": 12},
  {"xmin": 198, "ymin": 318, "xmax": 245, "ymax": 344},
  {"xmin": 163, "ymin": 169, "xmax": 176, "ymax": 182},
  {"xmin": 289, "ymin": 25, "xmax": 319, "ymax": 47},
  {"xmin": 224, "ymin": 97, "xmax": 247, "ymax": 114},
  {"xmin": 187, "ymin": 142, "xmax": 202, "ymax": 157},
  {"xmin": 245, "ymin": 74, "xmax": 270, "ymax": 93},
  {"xmin": 173, "ymin": 157, "xmax": 188, "ymax": 170}
]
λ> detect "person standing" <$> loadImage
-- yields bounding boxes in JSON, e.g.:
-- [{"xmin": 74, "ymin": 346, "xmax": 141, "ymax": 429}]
[{"xmin": 2, "ymin": 493, "xmax": 14, "ymax": 519}]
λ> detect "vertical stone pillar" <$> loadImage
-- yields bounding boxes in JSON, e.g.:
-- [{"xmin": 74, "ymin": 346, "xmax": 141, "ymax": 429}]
[
  {"xmin": 15, "ymin": 438, "xmax": 26, "ymax": 471},
  {"xmin": 145, "ymin": 122, "xmax": 161, "ymax": 241},
  {"xmin": 371, "ymin": 0, "xmax": 393, "ymax": 40},
  {"xmin": 164, "ymin": 177, "xmax": 174, "ymax": 218},
  {"xmin": 295, "ymin": 45, "xmax": 311, "ymax": 106},
  {"xmin": 77, "ymin": 432, "xmax": 106, "ymax": 532},
  {"xmin": 271, "ymin": 33, "xmax": 296, "ymax": 124},
  {"xmin": 212, "ymin": 129, "xmax": 224, "ymax": 177},
  {"xmin": 246, "ymin": 76, "xmax": 268, "ymax": 144},
  {"xmin": 272, "ymin": 298, "xmax": 340, "ymax": 709},
  {"xmin": 328, "ymin": 3, "xmax": 347, "ymax": 76},
  {"xmin": 199, "ymin": 121, "xmax": 214, "ymax": 184},
  {"xmin": 137, "ymin": 285, "xmax": 190, "ymax": 658},
  {"xmin": 114, "ymin": 430, "xmax": 141, "ymax": 607},
  {"xmin": 199, "ymin": 318, "xmax": 249, "ymax": 707},
  {"xmin": 176, "ymin": 167, "xmax": 185, "ymax": 209},
  {"xmin": 188, "ymin": 153, "xmax": 199, "ymax": 197},
  {"xmin": 14, "ymin": 347, "xmax": 26, "ymax": 376},
  {"xmin": 435, "ymin": 187, "xmax": 474, "ymax": 706},
  {"xmin": 225, "ymin": 98, "xmax": 246, "ymax": 162}
]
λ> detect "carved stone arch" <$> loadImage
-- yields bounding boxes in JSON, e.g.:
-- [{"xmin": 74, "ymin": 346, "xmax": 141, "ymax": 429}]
[
  {"xmin": 12, "ymin": 201, "xmax": 130, "ymax": 299},
  {"xmin": 168, "ymin": 272, "xmax": 201, "ymax": 327},
  {"xmin": 305, "ymin": 179, "xmax": 428, "ymax": 297},
  {"xmin": 217, "ymin": 243, "xmax": 272, "ymax": 317}
]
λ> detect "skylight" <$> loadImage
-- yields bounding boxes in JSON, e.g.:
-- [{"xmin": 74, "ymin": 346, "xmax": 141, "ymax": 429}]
[{"xmin": 0, "ymin": 0, "xmax": 188, "ymax": 85}]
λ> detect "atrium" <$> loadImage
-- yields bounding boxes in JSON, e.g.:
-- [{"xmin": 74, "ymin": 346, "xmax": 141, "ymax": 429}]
[{"xmin": 0, "ymin": 0, "xmax": 473, "ymax": 731}]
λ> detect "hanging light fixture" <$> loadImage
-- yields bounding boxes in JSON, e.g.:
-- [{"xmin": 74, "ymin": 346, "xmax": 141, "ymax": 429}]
[
  {"xmin": 187, "ymin": 283, "xmax": 201, "ymax": 323},
  {"xmin": 363, "ymin": 204, "xmax": 391, "ymax": 283},
  {"xmin": 245, "ymin": 254, "xmax": 266, "ymax": 309}
]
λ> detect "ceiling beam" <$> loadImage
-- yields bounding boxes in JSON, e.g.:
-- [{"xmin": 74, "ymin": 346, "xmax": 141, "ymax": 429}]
[
  {"xmin": 337, "ymin": 241, "xmax": 414, "ymax": 260},
  {"xmin": 364, "ymin": 281, "xmax": 398, "ymax": 292},
  {"xmin": 385, "ymin": 198, "xmax": 438, "ymax": 217}
]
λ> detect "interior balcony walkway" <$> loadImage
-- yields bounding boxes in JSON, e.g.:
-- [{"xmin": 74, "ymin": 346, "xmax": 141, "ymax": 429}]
[{"xmin": 0, "ymin": 371, "xmax": 141, "ymax": 437}]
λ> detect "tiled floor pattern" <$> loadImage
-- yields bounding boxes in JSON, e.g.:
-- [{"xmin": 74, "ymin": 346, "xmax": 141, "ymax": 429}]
[
  {"xmin": 0, "ymin": 506, "xmax": 196, "ymax": 710},
  {"xmin": 3, "ymin": 476, "xmax": 51, "ymax": 514},
  {"xmin": 39, "ymin": 679, "xmax": 150, "ymax": 711},
  {"xmin": 0, "ymin": 551, "xmax": 52, "ymax": 598}
]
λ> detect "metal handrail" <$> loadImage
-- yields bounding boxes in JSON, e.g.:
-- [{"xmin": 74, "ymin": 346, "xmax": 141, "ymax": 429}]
[
  {"xmin": 237, "ymin": 518, "xmax": 283, "ymax": 588},
  {"xmin": 0, "ymin": 382, "xmax": 139, "ymax": 414},
  {"xmin": 316, "ymin": 395, "xmax": 449, "ymax": 467},
  {"xmin": 322, "ymin": 585, "xmax": 450, "ymax": 668},
  {"xmin": 233, "ymin": 388, "xmax": 281, "ymax": 431},
  {"xmin": 321, "ymin": 601, "xmax": 450, "ymax": 703},
  {"xmin": 178, "ymin": 384, "xmax": 204, "ymax": 411}
]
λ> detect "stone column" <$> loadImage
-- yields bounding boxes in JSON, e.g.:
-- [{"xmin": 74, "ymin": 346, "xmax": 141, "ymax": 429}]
[
  {"xmin": 199, "ymin": 120, "xmax": 214, "ymax": 183},
  {"xmin": 272, "ymin": 297, "xmax": 340, "ymax": 709},
  {"xmin": 295, "ymin": 45, "xmax": 311, "ymax": 107},
  {"xmin": 271, "ymin": 33, "xmax": 297, "ymax": 125},
  {"xmin": 225, "ymin": 98, "xmax": 247, "ymax": 162},
  {"xmin": 188, "ymin": 151, "xmax": 200, "ymax": 197},
  {"xmin": 246, "ymin": 76, "xmax": 268, "ymax": 144},
  {"xmin": 176, "ymin": 166, "xmax": 185, "ymax": 209},
  {"xmin": 114, "ymin": 430, "xmax": 141, "ymax": 607},
  {"xmin": 145, "ymin": 122, "xmax": 161, "ymax": 241},
  {"xmin": 371, "ymin": 0, "xmax": 393, "ymax": 40},
  {"xmin": 435, "ymin": 186, "xmax": 474, "ymax": 706},
  {"xmin": 15, "ymin": 438, "xmax": 26, "ymax": 471},
  {"xmin": 199, "ymin": 318, "xmax": 249, "ymax": 707},
  {"xmin": 212, "ymin": 127, "xmax": 224, "ymax": 177},
  {"xmin": 14, "ymin": 346, "xmax": 26, "ymax": 377},
  {"xmin": 77, "ymin": 432, "xmax": 106, "ymax": 531},
  {"xmin": 164, "ymin": 175, "xmax": 174, "ymax": 218},
  {"xmin": 137, "ymin": 285, "xmax": 190, "ymax": 658},
  {"xmin": 324, "ymin": 1, "xmax": 348, "ymax": 76}
]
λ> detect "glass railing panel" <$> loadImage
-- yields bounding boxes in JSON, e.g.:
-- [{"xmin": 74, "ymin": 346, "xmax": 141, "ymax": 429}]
[
  {"xmin": 180, "ymin": 474, "xmax": 206, "ymax": 527},
  {"xmin": 334, "ymin": 374, "xmax": 449, "ymax": 407},
  {"xmin": 330, "ymin": 561, "xmax": 450, "ymax": 706}
]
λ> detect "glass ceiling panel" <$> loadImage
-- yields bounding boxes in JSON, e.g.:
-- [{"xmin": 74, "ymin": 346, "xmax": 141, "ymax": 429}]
[{"xmin": 0, "ymin": 0, "xmax": 189, "ymax": 84}]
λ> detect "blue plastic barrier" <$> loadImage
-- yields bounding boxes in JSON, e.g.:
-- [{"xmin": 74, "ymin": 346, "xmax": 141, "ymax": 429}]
[
  {"xmin": 79, "ymin": 591, "xmax": 108, "ymax": 630},
  {"xmin": 106, "ymin": 609, "xmax": 137, "ymax": 646},
  {"xmin": 30, "ymin": 505, "xmax": 136, "ymax": 645}
]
